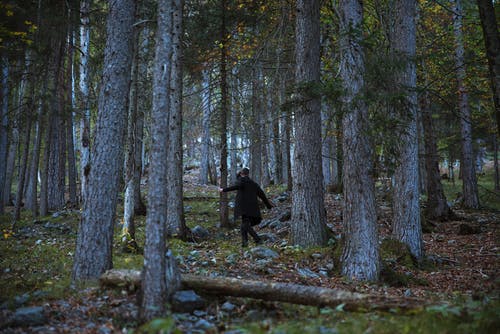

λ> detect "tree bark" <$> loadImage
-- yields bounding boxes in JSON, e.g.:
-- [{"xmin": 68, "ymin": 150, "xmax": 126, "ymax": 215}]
[
  {"xmin": 79, "ymin": 0, "xmax": 91, "ymax": 204},
  {"xmin": 200, "ymin": 67, "xmax": 211, "ymax": 185},
  {"xmin": 101, "ymin": 269, "xmax": 424, "ymax": 311},
  {"xmin": 476, "ymin": 0, "xmax": 500, "ymax": 137},
  {"xmin": 421, "ymin": 86, "xmax": 452, "ymax": 220},
  {"xmin": 122, "ymin": 12, "xmax": 141, "ymax": 253},
  {"xmin": 453, "ymin": 0, "xmax": 480, "ymax": 209},
  {"xmin": 339, "ymin": 0, "xmax": 380, "ymax": 281},
  {"xmin": 494, "ymin": 134, "xmax": 499, "ymax": 191},
  {"xmin": 47, "ymin": 37, "xmax": 66, "ymax": 212},
  {"xmin": 167, "ymin": 0, "xmax": 188, "ymax": 238},
  {"xmin": 390, "ymin": 0, "xmax": 423, "ymax": 260},
  {"xmin": 139, "ymin": 0, "xmax": 174, "ymax": 321},
  {"xmin": 66, "ymin": 33, "xmax": 78, "ymax": 208},
  {"xmin": 219, "ymin": 0, "xmax": 230, "ymax": 228},
  {"xmin": 0, "ymin": 52, "xmax": 9, "ymax": 214},
  {"xmin": 72, "ymin": 0, "xmax": 135, "ymax": 281},
  {"xmin": 25, "ymin": 90, "xmax": 45, "ymax": 216},
  {"xmin": 14, "ymin": 117, "xmax": 31, "ymax": 221},
  {"xmin": 291, "ymin": 0, "xmax": 328, "ymax": 247}
]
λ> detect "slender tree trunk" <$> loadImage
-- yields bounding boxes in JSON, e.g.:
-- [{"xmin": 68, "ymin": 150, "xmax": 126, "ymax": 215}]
[
  {"xmin": 0, "ymin": 52, "xmax": 9, "ymax": 214},
  {"xmin": 122, "ymin": 12, "xmax": 141, "ymax": 253},
  {"xmin": 422, "ymin": 86, "xmax": 452, "ymax": 220},
  {"xmin": 390, "ymin": 0, "xmax": 423, "ymax": 260},
  {"xmin": 39, "ymin": 111, "xmax": 51, "ymax": 217},
  {"xmin": 453, "ymin": 0, "xmax": 480, "ymax": 209},
  {"xmin": 199, "ymin": 67, "xmax": 211, "ymax": 185},
  {"xmin": 494, "ymin": 134, "xmax": 499, "ymax": 191},
  {"xmin": 14, "ymin": 118, "xmax": 32, "ymax": 220},
  {"xmin": 291, "ymin": 0, "xmax": 328, "ymax": 247},
  {"xmin": 26, "ymin": 89, "xmax": 45, "ymax": 216},
  {"xmin": 140, "ymin": 0, "xmax": 176, "ymax": 321},
  {"xmin": 72, "ymin": 0, "xmax": 135, "ymax": 281},
  {"xmin": 79, "ymin": 0, "xmax": 91, "ymax": 204},
  {"xmin": 476, "ymin": 0, "xmax": 500, "ymax": 137},
  {"xmin": 322, "ymin": 109, "xmax": 333, "ymax": 191},
  {"xmin": 219, "ymin": 0, "xmax": 230, "ymax": 228},
  {"xmin": 229, "ymin": 72, "xmax": 240, "ymax": 184},
  {"xmin": 3, "ymin": 111, "xmax": 18, "ymax": 208},
  {"xmin": 340, "ymin": 0, "xmax": 380, "ymax": 281},
  {"xmin": 250, "ymin": 67, "xmax": 262, "ymax": 185},
  {"xmin": 66, "ymin": 33, "xmax": 78, "ymax": 207},
  {"xmin": 47, "ymin": 38, "xmax": 66, "ymax": 211},
  {"xmin": 167, "ymin": 0, "xmax": 188, "ymax": 238}
]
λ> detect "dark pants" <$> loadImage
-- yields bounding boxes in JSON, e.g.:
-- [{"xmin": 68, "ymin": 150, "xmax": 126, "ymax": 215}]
[{"xmin": 241, "ymin": 215, "xmax": 261, "ymax": 246}]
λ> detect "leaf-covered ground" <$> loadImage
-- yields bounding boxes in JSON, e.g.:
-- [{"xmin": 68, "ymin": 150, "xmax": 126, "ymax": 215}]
[{"xmin": 0, "ymin": 169, "xmax": 498, "ymax": 333}]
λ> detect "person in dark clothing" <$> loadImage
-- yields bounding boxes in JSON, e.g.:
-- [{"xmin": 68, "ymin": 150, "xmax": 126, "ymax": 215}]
[{"xmin": 219, "ymin": 167, "xmax": 274, "ymax": 247}]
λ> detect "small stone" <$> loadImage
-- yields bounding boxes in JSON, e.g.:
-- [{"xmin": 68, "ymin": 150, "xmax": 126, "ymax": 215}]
[
  {"xmin": 221, "ymin": 301, "xmax": 236, "ymax": 312},
  {"xmin": 250, "ymin": 246, "xmax": 279, "ymax": 259},
  {"xmin": 171, "ymin": 290, "xmax": 206, "ymax": 313},
  {"xmin": 192, "ymin": 225, "xmax": 210, "ymax": 241},
  {"xmin": 12, "ymin": 306, "xmax": 46, "ymax": 327},
  {"xmin": 194, "ymin": 319, "xmax": 216, "ymax": 331},
  {"xmin": 311, "ymin": 253, "xmax": 323, "ymax": 259}
]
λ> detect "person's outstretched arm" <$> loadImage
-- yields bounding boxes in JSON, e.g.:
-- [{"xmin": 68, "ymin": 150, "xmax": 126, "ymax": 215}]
[{"xmin": 257, "ymin": 187, "xmax": 274, "ymax": 209}]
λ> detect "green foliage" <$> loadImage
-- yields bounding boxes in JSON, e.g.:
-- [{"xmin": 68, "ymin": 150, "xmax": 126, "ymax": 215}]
[
  {"xmin": 442, "ymin": 168, "xmax": 500, "ymax": 210},
  {"xmin": 137, "ymin": 317, "xmax": 180, "ymax": 334}
]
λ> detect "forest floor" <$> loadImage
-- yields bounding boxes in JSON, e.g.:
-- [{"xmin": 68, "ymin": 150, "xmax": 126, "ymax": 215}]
[{"xmin": 0, "ymin": 169, "xmax": 499, "ymax": 333}]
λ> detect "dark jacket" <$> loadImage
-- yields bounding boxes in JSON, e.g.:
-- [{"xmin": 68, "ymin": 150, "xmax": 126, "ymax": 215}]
[{"xmin": 223, "ymin": 176, "xmax": 273, "ymax": 219}]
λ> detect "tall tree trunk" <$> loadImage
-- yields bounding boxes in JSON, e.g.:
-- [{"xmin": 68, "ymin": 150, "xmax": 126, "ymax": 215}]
[
  {"xmin": 219, "ymin": 0, "xmax": 230, "ymax": 228},
  {"xmin": 199, "ymin": 67, "xmax": 211, "ymax": 185},
  {"xmin": 291, "ymin": 0, "xmax": 328, "ymax": 247},
  {"xmin": 26, "ymin": 89, "xmax": 45, "ymax": 216},
  {"xmin": 140, "ymin": 0, "xmax": 176, "ymax": 321},
  {"xmin": 122, "ymin": 11, "xmax": 141, "ymax": 253},
  {"xmin": 14, "ymin": 118, "xmax": 32, "ymax": 221},
  {"xmin": 0, "ymin": 52, "xmax": 9, "ymax": 214},
  {"xmin": 476, "ymin": 0, "xmax": 500, "ymax": 137},
  {"xmin": 47, "ymin": 37, "xmax": 66, "ymax": 212},
  {"xmin": 3, "ymin": 108, "xmax": 18, "ymax": 208},
  {"xmin": 453, "ymin": 0, "xmax": 480, "ymax": 209},
  {"xmin": 422, "ymin": 86, "xmax": 452, "ymax": 220},
  {"xmin": 66, "ymin": 32, "xmax": 78, "ymax": 207},
  {"xmin": 79, "ymin": 0, "xmax": 91, "ymax": 204},
  {"xmin": 340, "ymin": 0, "xmax": 380, "ymax": 281},
  {"xmin": 390, "ymin": 0, "xmax": 423, "ymax": 260},
  {"xmin": 39, "ymin": 110, "xmax": 51, "ymax": 217},
  {"xmin": 494, "ymin": 134, "xmax": 499, "ymax": 191},
  {"xmin": 322, "ymin": 109, "xmax": 333, "ymax": 191},
  {"xmin": 167, "ymin": 0, "xmax": 188, "ymax": 238},
  {"xmin": 250, "ymin": 67, "xmax": 263, "ymax": 185},
  {"xmin": 72, "ymin": 0, "xmax": 135, "ymax": 281}
]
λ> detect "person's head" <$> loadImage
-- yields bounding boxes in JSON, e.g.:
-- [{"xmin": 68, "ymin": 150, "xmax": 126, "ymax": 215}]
[{"xmin": 239, "ymin": 167, "xmax": 250, "ymax": 177}]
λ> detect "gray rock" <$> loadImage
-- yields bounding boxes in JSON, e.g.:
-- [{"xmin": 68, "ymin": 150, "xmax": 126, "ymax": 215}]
[
  {"xmin": 275, "ymin": 193, "xmax": 289, "ymax": 202},
  {"xmin": 14, "ymin": 293, "xmax": 30, "ymax": 307},
  {"xmin": 192, "ymin": 225, "xmax": 210, "ymax": 240},
  {"xmin": 297, "ymin": 267, "xmax": 320, "ymax": 279},
  {"xmin": 194, "ymin": 319, "xmax": 216, "ymax": 331},
  {"xmin": 171, "ymin": 290, "xmax": 206, "ymax": 313},
  {"xmin": 250, "ymin": 246, "xmax": 279, "ymax": 259},
  {"xmin": 221, "ymin": 301, "xmax": 236, "ymax": 312},
  {"xmin": 225, "ymin": 253, "xmax": 239, "ymax": 264},
  {"xmin": 310, "ymin": 253, "xmax": 323, "ymax": 259},
  {"xmin": 12, "ymin": 306, "xmax": 46, "ymax": 327}
]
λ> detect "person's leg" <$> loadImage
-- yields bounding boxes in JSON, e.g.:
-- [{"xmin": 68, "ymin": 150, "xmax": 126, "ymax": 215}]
[
  {"xmin": 248, "ymin": 217, "xmax": 262, "ymax": 244},
  {"xmin": 241, "ymin": 216, "xmax": 250, "ymax": 247}
]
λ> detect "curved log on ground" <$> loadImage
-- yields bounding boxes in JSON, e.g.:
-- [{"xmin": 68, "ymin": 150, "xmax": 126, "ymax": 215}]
[{"xmin": 100, "ymin": 269, "xmax": 425, "ymax": 312}]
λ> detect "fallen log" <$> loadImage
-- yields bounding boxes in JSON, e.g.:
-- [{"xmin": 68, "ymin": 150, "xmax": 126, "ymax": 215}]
[{"xmin": 100, "ymin": 269, "xmax": 424, "ymax": 312}]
